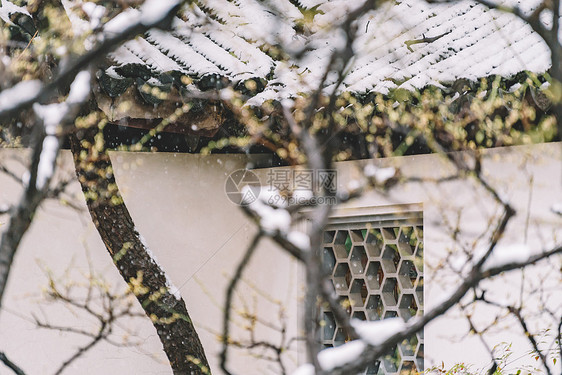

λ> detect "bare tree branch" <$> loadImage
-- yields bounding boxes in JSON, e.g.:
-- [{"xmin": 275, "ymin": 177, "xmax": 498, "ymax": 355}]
[
  {"xmin": 70, "ymin": 125, "xmax": 211, "ymax": 374},
  {"xmin": 0, "ymin": 71, "xmax": 91, "ymax": 308},
  {"xmin": 0, "ymin": 352, "xmax": 26, "ymax": 375},
  {"xmin": 0, "ymin": 165, "xmax": 23, "ymax": 185},
  {"xmin": 54, "ymin": 321, "xmax": 109, "ymax": 375}
]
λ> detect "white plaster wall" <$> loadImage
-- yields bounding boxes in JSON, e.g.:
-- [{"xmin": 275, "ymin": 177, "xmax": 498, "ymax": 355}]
[
  {"xmin": 0, "ymin": 150, "xmax": 300, "ymax": 375},
  {"xmin": 110, "ymin": 152, "xmax": 302, "ymax": 375}
]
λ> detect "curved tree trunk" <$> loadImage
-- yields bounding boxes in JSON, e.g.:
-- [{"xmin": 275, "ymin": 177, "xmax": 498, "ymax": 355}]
[{"xmin": 70, "ymin": 127, "xmax": 210, "ymax": 375}]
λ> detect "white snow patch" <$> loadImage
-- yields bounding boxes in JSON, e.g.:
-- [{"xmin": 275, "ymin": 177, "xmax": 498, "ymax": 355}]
[
  {"xmin": 292, "ymin": 189, "xmax": 314, "ymax": 202},
  {"xmin": 509, "ymin": 83, "xmax": 522, "ymax": 92},
  {"xmin": 0, "ymin": 80, "xmax": 42, "ymax": 112},
  {"xmin": 33, "ymin": 102, "xmax": 67, "ymax": 132},
  {"xmin": 33, "ymin": 71, "xmax": 90, "ymax": 130},
  {"xmin": 105, "ymin": 66, "xmax": 124, "ymax": 79},
  {"xmin": 347, "ymin": 179, "xmax": 362, "ymax": 191},
  {"xmin": 244, "ymin": 186, "xmax": 292, "ymax": 235},
  {"xmin": 482, "ymin": 243, "xmax": 531, "ymax": 271},
  {"xmin": 165, "ymin": 276, "xmax": 181, "ymax": 300},
  {"xmin": 219, "ymin": 87, "xmax": 234, "ymax": 101},
  {"xmin": 252, "ymin": 201, "xmax": 291, "ymax": 235},
  {"xmin": 35, "ymin": 136, "xmax": 59, "ymax": 190},
  {"xmin": 32, "ymin": 70, "xmax": 91, "ymax": 189},
  {"xmin": 364, "ymin": 164, "xmax": 396, "ymax": 184},
  {"xmin": 137, "ymin": 229, "xmax": 182, "ymax": 300},
  {"xmin": 352, "ymin": 318, "xmax": 406, "ymax": 346},
  {"xmin": 62, "ymin": 0, "xmax": 90, "ymax": 36},
  {"xmin": 317, "ymin": 340, "xmax": 366, "ymax": 371},
  {"xmin": 287, "ymin": 231, "xmax": 310, "ymax": 251},
  {"xmin": 140, "ymin": 0, "xmax": 178, "ymax": 26},
  {"xmin": 551, "ymin": 203, "xmax": 562, "ymax": 215},
  {"xmin": 82, "ymin": 2, "xmax": 105, "ymax": 30},
  {"xmin": 104, "ymin": 8, "xmax": 140, "ymax": 35},
  {"xmin": 258, "ymin": 186, "xmax": 288, "ymax": 208},
  {"xmin": 291, "ymin": 363, "xmax": 314, "ymax": 375},
  {"xmin": 21, "ymin": 170, "xmax": 29, "ymax": 188},
  {"xmin": 55, "ymin": 46, "xmax": 68, "ymax": 56},
  {"xmin": 67, "ymin": 70, "xmax": 91, "ymax": 103}
]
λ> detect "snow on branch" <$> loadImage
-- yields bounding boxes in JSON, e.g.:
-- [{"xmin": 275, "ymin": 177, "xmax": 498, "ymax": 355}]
[
  {"xmin": 551, "ymin": 202, "xmax": 562, "ymax": 216},
  {"xmin": 481, "ymin": 243, "xmax": 531, "ymax": 271},
  {"xmin": 351, "ymin": 318, "xmax": 407, "ymax": 346},
  {"xmin": 243, "ymin": 186, "xmax": 292, "ymax": 235},
  {"xmin": 317, "ymin": 340, "xmax": 367, "ymax": 372},
  {"xmin": 363, "ymin": 164, "xmax": 396, "ymax": 185},
  {"xmin": 297, "ymin": 241, "xmax": 562, "ymax": 375},
  {"xmin": 33, "ymin": 71, "xmax": 91, "ymax": 190},
  {"xmin": 0, "ymin": 80, "xmax": 42, "ymax": 113},
  {"xmin": 66, "ymin": 70, "xmax": 92, "ymax": 103},
  {"xmin": 0, "ymin": 0, "xmax": 180, "ymax": 122},
  {"xmin": 140, "ymin": 0, "xmax": 179, "ymax": 26},
  {"xmin": 291, "ymin": 318, "xmax": 407, "ymax": 374},
  {"xmin": 136, "ymin": 228, "xmax": 181, "ymax": 300},
  {"xmin": 240, "ymin": 185, "xmax": 310, "ymax": 261}
]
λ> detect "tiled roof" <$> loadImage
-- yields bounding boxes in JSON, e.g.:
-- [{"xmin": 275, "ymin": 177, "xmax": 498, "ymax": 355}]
[
  {"xmin": 2, "ymin": 0, "xmax": 557, "ymax": 109},
  {"xmin": 94, "ymin": 0, "xmax": 558, "ymax": 107}
]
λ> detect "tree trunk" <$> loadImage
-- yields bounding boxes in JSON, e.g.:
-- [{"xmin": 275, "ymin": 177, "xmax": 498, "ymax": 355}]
[{"xmin": 70, "ymin": 127, "xmax": 210, "ymax": 375}]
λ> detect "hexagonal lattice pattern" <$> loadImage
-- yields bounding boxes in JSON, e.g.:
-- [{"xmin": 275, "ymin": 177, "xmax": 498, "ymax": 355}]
[{"xmin": 321, "ymin": 216, "xmax": 424, "ymax": 375}]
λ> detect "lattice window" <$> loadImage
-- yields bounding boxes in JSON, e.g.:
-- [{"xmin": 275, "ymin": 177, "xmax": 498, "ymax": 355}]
[{"xmin": 321, "ymin": 208, "xmax": 424, "ymax": 375}]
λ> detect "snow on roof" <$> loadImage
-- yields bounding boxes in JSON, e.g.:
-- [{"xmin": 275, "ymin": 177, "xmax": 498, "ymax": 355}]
[
  {"xmin": 92, "ymin": 0, "xmax": 558, "ymax": 105},
  {"xmin": 1, "ymin": 0, "xmax": 556, "ymax": 106}
]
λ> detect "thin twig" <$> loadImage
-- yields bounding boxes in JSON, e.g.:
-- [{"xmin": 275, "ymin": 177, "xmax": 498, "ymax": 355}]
[
  {"xmin": 53, "ymin": 321, "xmax": 109, "ymax": 375},
  {"xmin": 508, "ymin": 306, "xmax": 554, "ymax": 375},
  {"xmin": 15, "ymin": 30, "xmax": 38, "ymax": 61},
  {"xmin": 0, "ymin": 165, "xmax": 23, "ymax": 185},
  {"xmin": 220, "ymin": 232, "xmax": 262, "ymax": 375},
  {"xmin": 405, "ymin": 31, "xmax": 450, "ymax": 52},
  {"xmin": 461, "ymin": 307, "xmax": 499, "ymax": 374}
]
